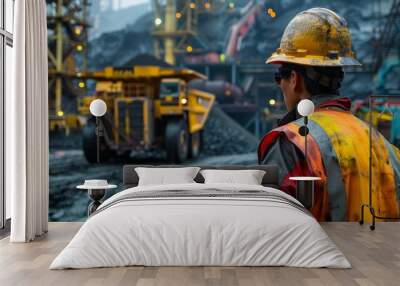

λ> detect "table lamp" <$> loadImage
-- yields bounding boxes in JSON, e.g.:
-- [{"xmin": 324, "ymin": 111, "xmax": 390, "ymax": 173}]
[
  {"xmin": 291, "ymin": 99, "xmax": 316, "ymax": 209},
  {"xmin": 297, "ymin": 99, "xmax": 315, "ymax": 164},
  {"xmin": 89, "ymin": 99, "xmax": 107, "ymax": 163}
]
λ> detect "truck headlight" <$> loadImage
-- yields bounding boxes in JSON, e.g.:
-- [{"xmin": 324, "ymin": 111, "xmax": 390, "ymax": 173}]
[{"xmin": 180, "ymin": 98, "xmax": 188, "ymax": 105}]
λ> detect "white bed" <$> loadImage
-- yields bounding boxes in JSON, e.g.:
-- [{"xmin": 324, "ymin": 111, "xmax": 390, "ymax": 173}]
[{"xmin": 50, "ymin": 183, "xmax": 350, "ymax": 269}]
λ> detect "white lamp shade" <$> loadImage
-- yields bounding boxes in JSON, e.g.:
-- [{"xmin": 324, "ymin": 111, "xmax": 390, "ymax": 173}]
[
  {"xmin": 297, "ymin": 99, "xmax": 315, "ymax": 117},
  {"xmin": 89, "ymin": 99, "xmax": 107, "ymax": 117}
]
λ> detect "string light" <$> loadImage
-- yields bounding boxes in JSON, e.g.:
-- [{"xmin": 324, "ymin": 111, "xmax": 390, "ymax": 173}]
[
  {"xmin": 267, "ymin": 8, "xmax": 277, "ymax": 18},
  {"xmin": 74, "ymin": 26, "xmax": 82, "ymax": 35},
  {"xmin": 176, "ymin": 12, "xmax": 182, "ymax": 19}
]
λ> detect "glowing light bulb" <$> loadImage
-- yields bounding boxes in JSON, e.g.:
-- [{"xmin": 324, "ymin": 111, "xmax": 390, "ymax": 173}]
[
  {"xmin": 267, "ymin": 8, "xmax": 277, "ymax": 18},
  {"xmin": 89, "ymin": 99, "xmax": 107, "ymax": 117},
  {"xmin": 74, "ymin": 26, "xmax": 82, "ymax": 35},
  {"xmin": 155, "ymin": 17, "xmax": 162, "ymax": 26},
  {"xmin": 297, "ymin": 99, "xmax": 315, "ymax": 117}
]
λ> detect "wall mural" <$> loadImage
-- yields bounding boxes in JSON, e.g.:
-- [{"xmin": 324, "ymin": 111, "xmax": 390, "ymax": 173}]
[{"xmin": 48, "ymin": 0, "xmax": 400, "ymax": 222}]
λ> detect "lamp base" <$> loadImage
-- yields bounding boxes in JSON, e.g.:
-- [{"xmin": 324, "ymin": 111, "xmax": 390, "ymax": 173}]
[
  {"xmin": 88, "ymin": 189, "xmax": 106, "ymax": 216},
  {"xmin": 295, "ymin": 180, "xmax": 314, "ymax": 209}
]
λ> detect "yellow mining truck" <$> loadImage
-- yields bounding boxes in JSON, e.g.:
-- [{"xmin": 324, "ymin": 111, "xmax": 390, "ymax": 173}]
[{"xmin": 78, "ymin": 66, "xmax": 215, "ymax": 163}]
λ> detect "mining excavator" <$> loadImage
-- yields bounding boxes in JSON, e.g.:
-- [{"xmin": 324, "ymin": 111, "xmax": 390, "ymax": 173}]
[{"xmin": 78, "ymin": 65, "xmax": 215, "ymax": 163}]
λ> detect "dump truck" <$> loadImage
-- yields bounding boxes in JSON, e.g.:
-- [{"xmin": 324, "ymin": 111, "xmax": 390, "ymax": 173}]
[{"xmin": 78, "ymin": 66, "xmax": 215, "ymax": 163}]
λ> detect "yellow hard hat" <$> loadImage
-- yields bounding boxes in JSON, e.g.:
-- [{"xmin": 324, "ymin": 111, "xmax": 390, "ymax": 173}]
[{"xmin": 266, "ymin": 8, "xmax": 361, "ymax": 67}]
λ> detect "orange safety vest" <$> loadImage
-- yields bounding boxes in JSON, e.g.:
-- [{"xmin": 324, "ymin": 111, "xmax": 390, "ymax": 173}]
[{"xmin": 258, "ymin": 109, "xmax": 400, "ymax": 222}]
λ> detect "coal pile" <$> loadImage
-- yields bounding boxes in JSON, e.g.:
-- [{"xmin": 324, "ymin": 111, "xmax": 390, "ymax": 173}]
[
  {"xmin": 89, "ymin": 29, "xmax": 153, "ymax": 70},
  {"xmin": 201, "ymin": 104, "xmax": 258, "ymax": 156},
  {"xmin": 50, "ymin": 131, "xmax": 82, "ymax": 150}
]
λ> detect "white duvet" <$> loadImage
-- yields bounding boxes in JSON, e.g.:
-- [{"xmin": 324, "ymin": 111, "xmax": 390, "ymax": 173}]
[{"xmin": 50, "ymin": 183, "xmax": 350, "ymax": 269}]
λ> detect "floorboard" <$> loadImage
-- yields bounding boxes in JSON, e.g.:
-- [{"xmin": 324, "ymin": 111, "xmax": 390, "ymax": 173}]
[{"xmin": 0, "ymin": 222, "xmax": 399, "ymax": 286}]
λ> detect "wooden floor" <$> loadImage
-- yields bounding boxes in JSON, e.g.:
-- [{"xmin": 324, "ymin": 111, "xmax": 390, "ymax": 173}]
[{"xmin": 0, "ymin": 222, "xmax": 399, "ymax": 286}]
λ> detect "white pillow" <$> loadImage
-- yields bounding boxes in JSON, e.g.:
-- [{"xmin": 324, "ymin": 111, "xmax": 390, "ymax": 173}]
[
  {"xmin": 135, "ymin": 167, "xmax": 200, "ymax": 186},
  {"xmin": 200, "ymin": 169, "xmax": 266, "ymax": 185}
]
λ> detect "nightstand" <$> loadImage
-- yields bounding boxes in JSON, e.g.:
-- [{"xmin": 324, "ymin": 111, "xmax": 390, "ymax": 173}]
[
  {"xmin": 77, "ymin": 181, "xmax": 117, "ymax": 216},
  {"xmin": 289, "ymin": 176, "xmax": 321, "ymax": 209}
]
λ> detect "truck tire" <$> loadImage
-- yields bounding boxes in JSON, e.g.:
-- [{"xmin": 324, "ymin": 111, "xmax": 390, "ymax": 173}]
[
  {"xmin": 188, "ymin": 131, "xmax": 202, "ymax": 158},
  {"xmin": 82, "ymin": 119, "xmax": 111, "ymax": 163},
  {"xmin": 165, "ymin": 119, "xmax": 189, "ymax": 163}
]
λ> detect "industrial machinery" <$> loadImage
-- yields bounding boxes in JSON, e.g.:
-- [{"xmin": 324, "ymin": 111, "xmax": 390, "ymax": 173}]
[
  {"xmin": 371, "ymin": 0, "xmax": 400, "ymax": 73},
  {"xmin": 47, "ymin": 0, "xmax": 90, "ymax": 133},
  {"xmin": 78, "ymin": 66, "xmax": 215, "ymax": 163},
  {"xmin": 151, "ymin": 0, "xmax": 229, "ymax": 65},
  {"xmin": 188, "ymin": 79, "xmax": 244, "ymax": 104}
]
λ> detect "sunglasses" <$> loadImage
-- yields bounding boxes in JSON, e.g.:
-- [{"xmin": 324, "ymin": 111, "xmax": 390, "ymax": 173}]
[{"xmin": 274, "ymin": 68, "xmax": 293, "ymax": 85}]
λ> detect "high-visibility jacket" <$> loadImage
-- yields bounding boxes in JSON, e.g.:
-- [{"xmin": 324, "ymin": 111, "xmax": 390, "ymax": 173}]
[{"xmin": 258, "ymin": 101, "xmax": 400, "ymax": 222}]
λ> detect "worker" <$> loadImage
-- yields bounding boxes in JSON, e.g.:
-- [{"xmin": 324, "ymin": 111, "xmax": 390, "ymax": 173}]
[{"xmin": 258, "ymin": 8, "xmax": 400, "ymax": 221}]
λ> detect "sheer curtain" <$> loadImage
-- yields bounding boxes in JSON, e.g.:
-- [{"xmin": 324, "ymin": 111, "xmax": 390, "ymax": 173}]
[{"xmin": 7, "ymin": 0, "xmax": 49, "ymax": 242}]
